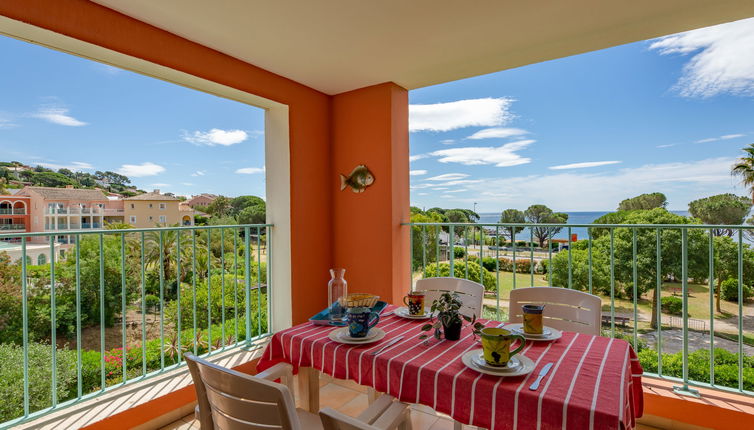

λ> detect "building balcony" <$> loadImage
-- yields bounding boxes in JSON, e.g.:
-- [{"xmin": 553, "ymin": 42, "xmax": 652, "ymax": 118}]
[
  {"xmin": 0, "ymin": 224, "xmax": 25, "ymax": 230},
  {"xmin": 0, "ymin": 208, "xmax": 26, "ymax": 215}
]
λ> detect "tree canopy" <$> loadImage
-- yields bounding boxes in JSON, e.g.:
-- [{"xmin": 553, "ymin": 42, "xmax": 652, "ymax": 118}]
[
  {"xmin": 499, "ymin": 209, "xmax": 525, "ymax": 240},
  {"xmin": 617, "ymin": 192, "xmax": 667, "ymax": 211},
  {"xmin": 688, "ymin": 193, "xmax": 752, "ymax": 236},
  {"xmin": 524, "ymin": 204, "xmax": 568, "ymax": 247}
]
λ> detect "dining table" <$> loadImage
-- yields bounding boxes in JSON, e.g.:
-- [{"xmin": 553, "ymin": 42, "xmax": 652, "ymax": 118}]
[{"xmin": 257, "ymin": 305, "xmax": 644, "ymax": 430}]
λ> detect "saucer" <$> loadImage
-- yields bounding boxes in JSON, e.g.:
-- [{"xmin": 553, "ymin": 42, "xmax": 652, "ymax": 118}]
[
  {"xmin": 470, "ymin": 352, "xmax": 522, "ymax": 371},
  {"xmin": 461, "ymin": 349, "xmax": 535, "ymax": 377},
  {"xmin": 328, "ymin": 327, "xmax": 386, "ymax": 344},
  {"xmin": 505, "ymin": 323, "xmax": 562, "ymax": 341},
  {"xmin": 394, "ymin": 306, "xmax": 433, "ymax": 320}
]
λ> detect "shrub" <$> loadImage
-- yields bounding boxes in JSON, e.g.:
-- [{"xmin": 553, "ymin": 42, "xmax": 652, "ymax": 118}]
[
  {"xmin": 498, "ymin": 257, "xmax": 540, "ymax": 274},
  {"xmin": 480, "ymin": 257, "xmax": 498, "ymax": 272},
  {"xmin": 164, "ymin": 274, "xmax": 267, "ymax": 331},
  {"xmin": 0, "ymin": 342, "xmax": 77, "ymax": 422},
  {"xmin": 423, "ymin": 261, "xmax": 497, "ymax": 291},
  {"xmin": 720, "ymin": 278, "xmax": 754, "ymax": 302},
  {"xmin": 661, "ymin": 296, "xmax": 683, "ymax": 316},
  {"xmin": 453, "ymin": 247, "xmax": 465, "ymax": 259},
  {"xmin": 144, "ymin": 294, "xmax": 160, "ymax": 312},
  {"xmin": 639, "ymin": 347, "xmax": 754, "ymax": 391}
]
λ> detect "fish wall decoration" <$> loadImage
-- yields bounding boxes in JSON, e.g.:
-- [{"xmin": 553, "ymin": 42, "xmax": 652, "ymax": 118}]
[{"xmin": 340, "ymin": 164, "xmax": 375, "ymax": 193}]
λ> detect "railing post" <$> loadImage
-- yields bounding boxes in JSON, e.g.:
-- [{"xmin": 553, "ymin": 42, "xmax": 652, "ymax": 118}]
[{"xmin": 673, "ymin": 227, "xmax": 699, "ymax": 397}]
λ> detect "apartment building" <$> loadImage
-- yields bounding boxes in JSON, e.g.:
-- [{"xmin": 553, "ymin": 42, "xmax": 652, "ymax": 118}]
[
  {"xmin": 123, "ymin": 189, "xmax": 194, "ymax": 228},
  {"xmin": 186, "ymin": 193, "xmax": 216, "ymax": 211},
  {"xmin": 0, "ymin": 195, "xmax": 30, "ymax": 234}
]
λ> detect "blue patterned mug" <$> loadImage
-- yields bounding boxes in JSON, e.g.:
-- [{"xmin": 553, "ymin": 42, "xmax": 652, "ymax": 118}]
[{"xmin": 346, "ymin": 307, "xmax": 380, "ymax": 338}]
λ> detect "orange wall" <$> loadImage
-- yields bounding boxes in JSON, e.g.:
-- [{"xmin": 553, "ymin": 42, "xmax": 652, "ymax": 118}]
[
  {"xmin": 332, "ymin": 83, "xmax": 410, "ymax": 305},
  {"xmin": 0, "ymin": 0, "xmax": 333, "ymax": 324}
]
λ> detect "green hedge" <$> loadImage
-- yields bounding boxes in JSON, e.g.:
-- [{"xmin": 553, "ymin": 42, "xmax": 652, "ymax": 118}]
[
  {"xmin": 661, "ymin": 296, "xmax": 683, "ymax": 316},
  {"xmin": 638, "ymin": 348, "xmax": 754, "ymax": 391},
  {"xmin": 423, "ymin": 261, "xmax": 497, "ymax": 292}
]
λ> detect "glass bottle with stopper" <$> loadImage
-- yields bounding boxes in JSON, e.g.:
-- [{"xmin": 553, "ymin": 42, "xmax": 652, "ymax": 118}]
[{"xmin": 328, "ymin": 268, "xmax": 347, "ymax": 322}]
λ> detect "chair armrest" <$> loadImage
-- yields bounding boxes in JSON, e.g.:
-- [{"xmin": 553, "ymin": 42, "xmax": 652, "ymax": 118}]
[
  {"xmin": 320, "ymin": 407, "xmax": 380, "ymax": 430},
  {"xmin": 255, "ymin": 362, "xmax": 293, "ymax": 381}
]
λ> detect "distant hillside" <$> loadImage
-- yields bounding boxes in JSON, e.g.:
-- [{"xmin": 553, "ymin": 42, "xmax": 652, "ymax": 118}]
[{"xmin": 0, "ymin": 161, "xmax": 144, "ymax": 196}]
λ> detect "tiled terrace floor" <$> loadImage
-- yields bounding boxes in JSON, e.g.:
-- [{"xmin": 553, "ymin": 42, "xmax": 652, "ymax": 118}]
[{"xmin": 159, "ymin": 375, "xmax": 666, "ymax": 430}]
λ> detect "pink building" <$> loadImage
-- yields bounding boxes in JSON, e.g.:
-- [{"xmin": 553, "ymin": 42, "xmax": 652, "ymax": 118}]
[
  {"xmin": 17, "ymin": 186, "xmax": 125, "ymax": 242},
  {"xmin": 0, "ymin": 195, "xmax": 30, "ymax": 235}
]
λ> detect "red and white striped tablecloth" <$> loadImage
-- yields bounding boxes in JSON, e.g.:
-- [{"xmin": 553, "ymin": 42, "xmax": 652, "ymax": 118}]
[{"xmin": 258, "ymin": 306, "xmax": 643, "ymax": 430}]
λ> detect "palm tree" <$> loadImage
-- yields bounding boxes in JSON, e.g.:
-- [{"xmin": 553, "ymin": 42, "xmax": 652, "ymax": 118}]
[
  {"xmin": 143, "ymin": 224, "xmax": 194, "ymax": 282},
  {"xmin": 732, "ymin": 144, "xmax": 754, "ymax": 201}
]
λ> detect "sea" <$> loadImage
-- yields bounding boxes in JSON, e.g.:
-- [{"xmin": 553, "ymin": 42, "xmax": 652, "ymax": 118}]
[{"xmin": 476, "ymin": 211, "xmax": 690, "ymax": 240}]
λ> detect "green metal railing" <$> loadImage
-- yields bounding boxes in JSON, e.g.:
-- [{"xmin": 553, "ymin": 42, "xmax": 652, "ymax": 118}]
[
  {"xmin": 407, "ymin": 222, "xmax": 754, "ymax": 398},
  {"xmin": 0, "ymin": 224, "xmax": 272, "ymax": 429}
]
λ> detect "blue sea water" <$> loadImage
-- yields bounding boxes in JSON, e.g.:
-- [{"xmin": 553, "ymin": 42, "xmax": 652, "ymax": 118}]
[{"xmin": 476, "ymin": 211, "xmax": 690, "ymax": 240}]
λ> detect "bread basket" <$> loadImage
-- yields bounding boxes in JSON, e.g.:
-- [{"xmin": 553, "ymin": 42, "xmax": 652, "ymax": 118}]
[{"xmin": 337, "ymin": 293, "xmax": 380, "ymax": 308}]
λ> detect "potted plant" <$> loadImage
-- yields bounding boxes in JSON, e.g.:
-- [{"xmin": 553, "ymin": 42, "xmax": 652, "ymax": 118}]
[{"xmin": 419, "ymin": 292, "xmax": 484, "ymax": 341}]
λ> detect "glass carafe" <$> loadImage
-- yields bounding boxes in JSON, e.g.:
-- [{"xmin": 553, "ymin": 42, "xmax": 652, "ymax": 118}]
[{"xmin": 328, "ymin": 268, "xmax": 347, "ymax": 322}]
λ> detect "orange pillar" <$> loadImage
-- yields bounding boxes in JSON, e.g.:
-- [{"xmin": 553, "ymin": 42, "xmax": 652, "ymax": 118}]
[{"xmin": 331, "ymin": 83, "xmax": 410, "ymax": 306}]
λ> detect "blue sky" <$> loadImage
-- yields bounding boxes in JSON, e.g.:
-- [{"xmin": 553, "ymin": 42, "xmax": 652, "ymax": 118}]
[
  {"xmin": 0, "ymin": 35, "xmax": 267, "ymax": 198},
  {"xmin": 1, "ymin": 18, "xmax": 754, "ymax": 210},
  {"xmin": 409, "ymin": 18, "xmax": 754, "ymax": 212}
]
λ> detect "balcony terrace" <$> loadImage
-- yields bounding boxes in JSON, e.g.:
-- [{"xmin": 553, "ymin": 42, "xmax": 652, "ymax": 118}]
[{"xmin": 1, "ymin": 1, "xmax": 754, "ymax": 429}]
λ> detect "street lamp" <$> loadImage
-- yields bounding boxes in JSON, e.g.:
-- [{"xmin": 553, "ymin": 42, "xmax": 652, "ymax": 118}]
[{"xmin": 473, "ymin": 202, "xmax": 477, "ymax": 214}]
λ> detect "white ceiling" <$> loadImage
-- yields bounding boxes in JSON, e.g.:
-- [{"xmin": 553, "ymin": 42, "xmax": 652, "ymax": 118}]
[{"xmin": 92, "ymin": 0, "xmax": 754, "ymax": 95}]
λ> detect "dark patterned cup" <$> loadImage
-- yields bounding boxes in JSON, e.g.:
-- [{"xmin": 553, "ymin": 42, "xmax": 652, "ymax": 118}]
[
  {"xmin": 402, "ymin": 292, "xmax": 425, "ymax": 315},
  {"xmin": 346, "ymin": 307, "xmax": 380, "ymax": 338}
]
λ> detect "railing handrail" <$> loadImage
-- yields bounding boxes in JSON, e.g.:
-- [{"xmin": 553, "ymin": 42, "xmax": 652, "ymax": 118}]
[
  {"xmin": 404, "ymin": 221, "xmax": 754, "ymax": 230},
  {"xmin": 0, "ymin": 223, "xmax": 274, "ymax": 238}
]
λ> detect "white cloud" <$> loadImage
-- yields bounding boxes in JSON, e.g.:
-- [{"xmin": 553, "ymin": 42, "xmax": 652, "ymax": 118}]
[
  {"xmin": 183, "ymin": 128, "xmax": 249, "ymax": 146},
  {"xmin": 37, "ymin": 161, "xmax": 94, "ymax": 171},
  {"xmin": 695, "ymin": 133, "xmax": 746, "ymax": 143},
  {"xmin": 235, "ymin": 166, "xmax": 265, "ymax": 174},
  {"xmin": 548, "ymin": 161, "xmax": 621, "ymax": 170},
  {"xmin": 32, "ymin": 107, "xmax": 87, "ymax": 126},
  {"xmin": 190, "ymin": 170, "xmax": 206, "ymax": 177},
  {"xmin": 466, "ymin": 127, "xmax": 528, "ymax": 140},
  {"xmin": 649, "ymin": 18, "xmax": 754, "ymax": 97},
  {"xmin": 425, "ymin": 173, "xmax": 470, "ymax": 181},
  {"xmin": 429, "ymin": 140, "xmax": 533, "ymax": 167},
  {"xmin": 443, "ymin": 189, "xmax": 468, "ymax": 193},
  {"xmin": 410, "ymin": 170, "xmax": 427, "ymax": 176},
  {"xmin": 409, "ymin": 154, "xmax": 428, "ymax": 162},
  {"xmin": 440, "ymin": 139, "xmax": 455, "ymax": 145},
  {"xmin": 151, "ymin": 183, "xmax": 171, "ymax": 187},
  {"xmin": 181, "ymin": 182, "xmax": 194, "ymax": 186},
  {"xmin": 117, "ymin": 162, "xmax": 166, "ymax": 177},
  {"xmin": 409, "ymin": 98, "xmax": 514, "ymax": 132},
  {"xmin": 0, "ymin": 114, "xmax": 16, "ymax": 129},
  {"xmin": 432, "ymin": 157, "xmax": 738, "ymax": 211}
]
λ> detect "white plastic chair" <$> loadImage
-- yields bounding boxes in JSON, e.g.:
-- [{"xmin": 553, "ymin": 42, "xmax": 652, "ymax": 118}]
[
  {"xmin": 508, "ymin": 287, "xmax": 602, "ymax": 335},
  {"xmin": 185, "ymin": 353, "xmax": 412, "ymax": 430},
  {"xmin": 414, "ymin": 277, "xmax": 484, "ymax": 319}
]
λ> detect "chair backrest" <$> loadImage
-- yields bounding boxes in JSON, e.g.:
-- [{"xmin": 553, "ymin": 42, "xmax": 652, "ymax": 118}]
[
  {"xmin": 184, "ymin": 353, "xmax": 301, "ymax": 430},
  {"xmin": 508, "ymin": 287, "xmax": 602, "ymax": 335},
  {"xmin": 414, "ymin": 277, "xmax": 484, "ymax": 319}
]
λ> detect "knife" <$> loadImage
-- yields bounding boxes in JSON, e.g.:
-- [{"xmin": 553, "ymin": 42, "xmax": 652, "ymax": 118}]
[
  {"xmin": 369, "ymin": 336, "xmax": 404, "ymax": 356},
  {"xmin": 529, "ymin": 362, "xmax": 553, "ymax": 391}
]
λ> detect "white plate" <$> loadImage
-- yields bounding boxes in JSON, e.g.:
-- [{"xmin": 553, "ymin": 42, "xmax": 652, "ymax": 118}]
[
  {"xmin": 329, "ymin": 327, "xmax": 386, "ymax": 344},
  {"xmin": 462, "ymin": 349, "xmax": 535, "ymax": 377},
  {"xmin": 504, "ymin": 323, "xmax": 562, "ymax": 342},
  {"xmin": 394, "ymin": 306, "xmax": 433, "ymax": 320}
]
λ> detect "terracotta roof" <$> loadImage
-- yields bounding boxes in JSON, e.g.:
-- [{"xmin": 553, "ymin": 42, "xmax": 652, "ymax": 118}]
[
  {"xmin": 124, "ymin": 191, "xmax": 179, "ymax": 201},
  {"xmin": 21, "ymin": 186, "xmax": 108, "ymax": 201}
]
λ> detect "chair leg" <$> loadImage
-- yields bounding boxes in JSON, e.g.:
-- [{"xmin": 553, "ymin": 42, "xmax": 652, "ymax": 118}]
[
  {"xmin": 367, "ymin": 387, "xmax": 379, "ymax": 405},
  {"xmin": 398, "ymin": 409, "xmax": 413, "ymax": 430},
  {"xmin": 297, "ymin": 367, "xmax": 320, "ymax": 413},
  {"xmin": 454, "ymin": 421, "xmax": 463, "ymax": 430}
]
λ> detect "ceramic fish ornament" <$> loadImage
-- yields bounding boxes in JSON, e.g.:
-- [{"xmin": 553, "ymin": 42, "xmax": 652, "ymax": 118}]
[{"xmin": 340, "ymin": 165, "xmax": 375, "ymax": 193}]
